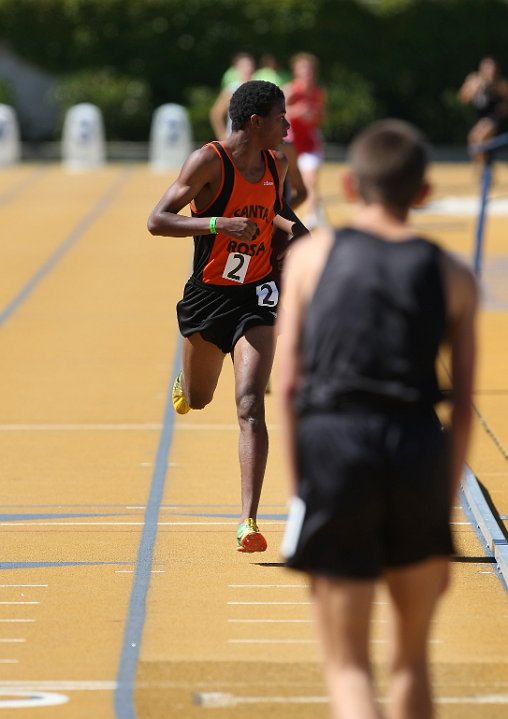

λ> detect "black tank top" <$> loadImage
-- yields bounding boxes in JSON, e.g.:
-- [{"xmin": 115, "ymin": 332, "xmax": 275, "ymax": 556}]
[
  {"xmin": 472, "ymin": 84, "xmax": 503, "ymax": 118},
  {"xmin": 295, "ymin": 228, "xmax": 447, "ymax": 414}
]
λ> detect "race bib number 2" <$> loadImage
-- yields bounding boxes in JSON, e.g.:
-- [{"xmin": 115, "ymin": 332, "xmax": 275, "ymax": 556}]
[
  {"xmin": 256, "ymin": 280, "xmax": 279, "ymax": 308},
  {"xmin": 222, "ymin": 252, "xmax": 278, "ymax": 308},
  {"xmin": 222, "ymin": 252, "xmax": 251, "ymax": 283}
]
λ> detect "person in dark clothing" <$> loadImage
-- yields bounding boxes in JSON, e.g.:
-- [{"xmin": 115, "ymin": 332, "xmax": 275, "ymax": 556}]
[
  {"xmin": 458, "ymin": 56, "xmax": 508, "ymax": 163},
  {"xmin": 277, "ymin": 119, "xmax": 477, "ymax": 719}
]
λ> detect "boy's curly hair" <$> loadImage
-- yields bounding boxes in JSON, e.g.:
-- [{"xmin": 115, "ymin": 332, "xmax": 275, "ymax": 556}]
[{"xmin": 229, "ymin": 80, "xmax": 284, "ymax": 131}]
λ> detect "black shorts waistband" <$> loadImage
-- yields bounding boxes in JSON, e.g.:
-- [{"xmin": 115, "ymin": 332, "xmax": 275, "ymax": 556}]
[{"xmin": 189, "ymin": 274, "xmax": 277, "ymax": 298}]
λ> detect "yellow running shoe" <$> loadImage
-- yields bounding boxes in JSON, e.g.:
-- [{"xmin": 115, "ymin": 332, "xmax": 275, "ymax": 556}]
[
  {"xmin": 172, "ymin": 372, "xmax": 190, "ymax": 415},
  {"xmin": 236, "ymin": 518, "xmax": 267, "ymax": 553}
]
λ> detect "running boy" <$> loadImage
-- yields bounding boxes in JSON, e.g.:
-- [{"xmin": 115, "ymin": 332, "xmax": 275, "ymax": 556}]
[{"xmin": 147, "ymin": 81, "xmax": 307, "ymax": 553}]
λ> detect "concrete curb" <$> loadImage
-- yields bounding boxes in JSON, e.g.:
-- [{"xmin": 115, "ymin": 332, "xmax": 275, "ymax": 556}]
[{"xmin": 460, "ymin": 466, "xmax": 508, "ymax": 591}]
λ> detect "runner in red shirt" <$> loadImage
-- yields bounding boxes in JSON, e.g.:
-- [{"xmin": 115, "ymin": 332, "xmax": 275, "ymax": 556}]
[{"xmin": 284, "ymin": 53, "xmax": 326, "ymax": 229}]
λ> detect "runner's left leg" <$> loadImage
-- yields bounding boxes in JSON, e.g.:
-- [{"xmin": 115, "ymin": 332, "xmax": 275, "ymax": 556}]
[{"xmin": 232, "ymin": 324, "xmax": 276, "ymax": 522}]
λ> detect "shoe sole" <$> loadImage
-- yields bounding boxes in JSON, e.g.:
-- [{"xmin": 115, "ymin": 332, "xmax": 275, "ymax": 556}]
[
  {"xmin": 236, "ymin": 532, "xmax": 267, "ymax": 553},
  {"xmin": 172, "ymin": 395, "xmax": 190, "ymax": 415},
  {"xmin": 172, "ymin": 374, "xmax": 190, "ymax": 415}
]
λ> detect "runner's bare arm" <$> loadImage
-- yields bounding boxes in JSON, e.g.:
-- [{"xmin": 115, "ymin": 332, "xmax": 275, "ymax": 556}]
[
  {"xmin": 273, "ymin": 148, "xmax": 308, "ymax": 238},
  {"xmin": 209, "ymin": 88, "xmax": 231, "ymax": 140},
  {"xmin": 277, "ymin": 231, "xmax": 333, "ymax": 493},
  {"xmin": 275, "ymin": 201, "xmax": 310, "ymax": 239},
  {"xmin": 276, "ymin": 244, "xmax": 309, "ymax": 495},
  {"xmin": 283, "ymin": 141, "xmax": 308, "ymax": 210},
  {"xmin": 458, "ymin": 73, "xmax": 481, "ymax": 104},
  {"xmin": 443, "ymin": 254, "xmax": 478, "ymax": 497},
  {"xmin": 147, "ymin": 146, "xmax": 258, "ymax": 241}
]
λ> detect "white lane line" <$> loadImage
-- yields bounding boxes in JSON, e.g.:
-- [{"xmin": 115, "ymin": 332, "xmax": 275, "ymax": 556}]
[
  {"xmin": 0, "ymin": 639, "xmax": 25, "ymax": 643},
  {"xmin": 228, "ymin": 619, "xmax": 311, "ymax": 623},
  {"xmin": 0, "ymin": 602, "xmax": 39, "ymax": 605},
  {"xmin": 0, "ymin": 692, "xmax": 68, "ymax": 708},
  {"xmin": 6, "ymin": 524, "xmax": 283, "ymax": 530},
  {"xmin": 0, "ymin": 424, "xmax": 163, "ymax": 431},
  {"xmin": 0, "ymin": 659, "xmax": 19, "ymax": 663},
  {"xmin": 227, "ymin": 602, "xmax": 312, "ymax": 605},
  {"xmin": 229, "ymin": 639, "xmax": 316, "ymax": 644},
  {"xmin": 0, "ymin": 423, "xmax": 279, "ymax": 432},
  {"xmin": 115, "ymin": 570, "xmax": 165, "ymax": 574},
  {"xmin": 369, "ymin": 639, "xmax": 442, "ymax": 644},
  {"xmin": 229, "ymin": 618, "xmax": 389, "ymax": 624},
  {"xmin": 194, "ymin": 692, "xmax": 508, "ymax": 707},
  {"xmin": 0, "ymin": 620, "xmax": 35, "ymax": 623},
  {"xmin": 227, "ymin": 639, "xmax": 441, "ymax": 645},
  {"xmin": 0, "ymin": 681, "xmax": 116, "ymax": 691},
  {"xmin": 437, "ymin": 695, "xmax": 508, "ymax": 704},
  {"xmin": 0, "ymin": 585, "xmax": 47, "ymax": 588},
  {"xmin": 0, "ymin": 523, "xmax": 150, "ymax": 527},
  {"xmin": 228, "ymin": 584, "xmax": 309, "ymax": 588},
  {"xmin": 174, "ymin": 424, "xmax": 279, "ymax": 431}
]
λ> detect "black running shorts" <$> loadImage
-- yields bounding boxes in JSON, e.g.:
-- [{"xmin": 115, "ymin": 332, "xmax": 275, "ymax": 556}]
[
  {"xmin": 283, "ymin": 407, "xmax": 453, "ymax": 579},
  {"xmin": 176, "ymin": 276, "xmax": 279, "ymax": 353}
]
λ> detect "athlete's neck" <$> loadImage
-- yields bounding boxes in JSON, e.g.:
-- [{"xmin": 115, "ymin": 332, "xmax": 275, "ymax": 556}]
[
  {"xmin": 223, "ymin": 132, "xmax": 266, "ymax": 177},
  {"xmin": 351, "ymin": 203, "xmax": 415, "ymax": 242}
]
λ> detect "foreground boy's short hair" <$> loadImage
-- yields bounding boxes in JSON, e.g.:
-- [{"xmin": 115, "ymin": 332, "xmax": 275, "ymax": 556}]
[{"xmin": 348, "ymin": 119, "xmax": 430, "ymax": 209}]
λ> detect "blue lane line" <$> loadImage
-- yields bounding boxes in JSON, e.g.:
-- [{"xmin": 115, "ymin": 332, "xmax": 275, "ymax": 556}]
[
  {"xmin": 0, "ymin": 512, "xmax": 125, "ymax": 522},
  {"xmin": 0, "ymin": 561, "xmax": 132, "ymax": 570},
  {"xmin": 114, "ymin": 342, "xmax": 181, "ymax": 719},
  {"xmin": 0, "ymin": 166, "xmax": 48, "ymax": 206},
  {"xmin": 0, "ymin": 169, "xmax": 130, "ymax": 328}
]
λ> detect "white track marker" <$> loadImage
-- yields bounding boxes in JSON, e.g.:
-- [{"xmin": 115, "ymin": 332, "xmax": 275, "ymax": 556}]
[
  {"xmin": 0, "ymin": 423, "xmax": 279, "ymax": 432},
  {"xmin": 115, "ymin": 570, "xmax": 164, "ymax": 574},
  {"xmin": 228, "ymin": 619, "xmax": 311, "ymax": 623},
  {"xmin": 194, "ymin": 692, "xmax": 326, "ymax": 707},
  {"xmin": 0, "ymin": 639, "xmax": 25, "ymax": 643},
  {"xmin": 0, "ymin": 681, "xmax": 116, "ymax": 691},
  {"xmin": 194, "ymin": 692, "xmax": 508, "ymax": 708},
  {"xmin": 228, "ymin": 639, "xmax": 316, "ymax": 644},
  {"xmin": 0, "ymin": 424, "xmax": 162, "ymax": 431},
  {"xmin": 0, "ymin": 692, "xmax": 68, "ymax": 708},
  {"xmin": 0, "ymin": 602, "xmax": 39, "ymax": 605},
  {"xmin": 0, "ymin": 521, "xmax": 268, "ymax": 526},
  {"xmin": 227, "ymin": 639, "xmax": 441, "ymax": 645},
  {"xmin": 228, "ymin": 584, "xmax": 309, "ymax": 588},
  {"xmin": 227, "ymin": 601, "xmax": 312, "ymax": 605}
]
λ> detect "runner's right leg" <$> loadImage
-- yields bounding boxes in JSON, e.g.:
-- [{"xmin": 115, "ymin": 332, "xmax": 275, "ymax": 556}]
[{"xmin": 179, "ymin": 333, "xmax": 226, "ymax": 410}]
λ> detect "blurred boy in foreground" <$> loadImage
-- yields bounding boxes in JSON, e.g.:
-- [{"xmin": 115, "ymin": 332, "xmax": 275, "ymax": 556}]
[{"xmin": 278, "ymin": 119, "xmax": 477, "ymax": 719}]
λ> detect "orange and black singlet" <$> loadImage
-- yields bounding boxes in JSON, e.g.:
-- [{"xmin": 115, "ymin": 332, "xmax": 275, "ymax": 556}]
[{"xmin": 190, "ymin": 142, "xmax": 283, "ymax": 287}]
